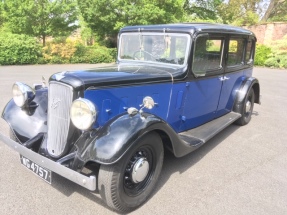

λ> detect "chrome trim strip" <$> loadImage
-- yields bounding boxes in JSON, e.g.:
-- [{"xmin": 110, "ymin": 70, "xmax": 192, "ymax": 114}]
[{"xmin": 0, "ymin": 133, "xmax": 96, "ymax": 191}]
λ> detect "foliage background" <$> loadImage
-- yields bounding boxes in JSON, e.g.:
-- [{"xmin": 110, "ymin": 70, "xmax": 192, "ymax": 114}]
[{"xmin": 0, "ymin": 0, "xmax": 286, "ymax": 67}]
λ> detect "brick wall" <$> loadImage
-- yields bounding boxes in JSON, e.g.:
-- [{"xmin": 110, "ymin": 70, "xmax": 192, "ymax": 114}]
[{"xmin": 243, "ymin": 22, "xmax": 287, "ymax": 44}]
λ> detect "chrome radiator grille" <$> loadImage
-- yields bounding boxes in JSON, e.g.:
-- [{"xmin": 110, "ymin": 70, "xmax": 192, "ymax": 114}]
[{"xmin": 47, "ymin": 82, "xmax": 74, "ymax": 157}]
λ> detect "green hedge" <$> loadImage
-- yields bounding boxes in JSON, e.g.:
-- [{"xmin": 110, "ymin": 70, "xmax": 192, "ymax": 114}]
[
  {"xmin": 263, "ymin": 36, "xmax": 287, "ymax": 68},
  {"xmin": 0, "ymin": 33, "xmax": 41, "ymax": 65},
  {"xmin": 0, "ymin": 33, "xmax": 116, "ymax": 65},
  {"xmin": 70, "ymin": 44, "xmax": 115, "ymax": 64},
  {"xmin": 254, "ymin": 44, "xmax": 271, "ymax": 66}
]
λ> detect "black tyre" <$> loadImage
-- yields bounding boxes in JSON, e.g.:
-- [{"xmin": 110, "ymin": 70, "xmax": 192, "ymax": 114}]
[
  {"xmin": 235, "ymin": 88, "xmax": 255, "ymax": 126},
  {"xmin": 98, "ymin": 132, "xmax": 164, "ymax": 213},
  {"xmin": 9, "ymin": 129, "xmax": 18, "ymax": 142}
]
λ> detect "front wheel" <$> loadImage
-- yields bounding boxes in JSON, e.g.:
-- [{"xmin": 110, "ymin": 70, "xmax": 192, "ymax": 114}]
[
  {"xmin": 98, "ymin": 132, "xmax": 164, "ymax": 213},
  {"xmin": 235, "ymin": 88, "xmax": 255, "ymax": 126}
]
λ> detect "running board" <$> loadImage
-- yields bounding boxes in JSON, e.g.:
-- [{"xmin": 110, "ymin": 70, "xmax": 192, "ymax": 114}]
[{"xmin": 179, "ymin": 112, "xmax": 241, "ymax": 147}]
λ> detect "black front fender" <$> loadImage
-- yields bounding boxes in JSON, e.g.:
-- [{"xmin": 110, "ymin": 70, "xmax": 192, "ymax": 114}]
[
  {"xmin": 1, "ymin": 89, "xmax": 48, "ymax": 143},
  {"xmin": 73, "ymin": 112, "xmax": 181, "ymax": 166}
]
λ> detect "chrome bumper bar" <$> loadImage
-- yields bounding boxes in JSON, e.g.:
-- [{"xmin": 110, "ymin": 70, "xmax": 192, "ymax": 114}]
[{"xmin": 0, "ymin": 133, "xmax": 96, "ymax": 191}]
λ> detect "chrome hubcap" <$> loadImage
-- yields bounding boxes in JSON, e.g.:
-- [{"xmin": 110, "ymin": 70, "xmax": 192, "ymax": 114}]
[
  {"xmin": 131, "ymin": 158, "xmax": 149, "ymax": 183},
  {"xmin": 245, "ymin": 100, "xmax": 251, "ymax": 113},
  {"xmin": 123, "ymin": 148, "xmax": 153, "ymax": 196}
]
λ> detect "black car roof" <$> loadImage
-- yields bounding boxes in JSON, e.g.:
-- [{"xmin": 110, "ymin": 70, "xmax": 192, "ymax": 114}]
[{"xmin": 120, "ymin": 23, "xmax": 256, "ymax": 38}]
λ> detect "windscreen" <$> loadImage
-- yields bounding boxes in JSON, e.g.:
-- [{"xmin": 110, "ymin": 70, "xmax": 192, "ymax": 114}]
[{"xmin": 119, "ymin": 33, "xmax": 190, "ymax": 66}]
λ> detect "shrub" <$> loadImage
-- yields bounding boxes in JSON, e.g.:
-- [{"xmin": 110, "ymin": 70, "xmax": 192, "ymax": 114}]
[
  {"xmin": 263, "ymin": 35, "xmax": 287, "ymax": 68},
  {"xmin": 108, "ymin": 48, "xmax": 117, "ymax": 61},
  {"xmin": 0, "ymin": 33, "xmax": 41, "ymax": 65},
  {"xmin": 70, "ymin": 44, "xmax": 115, "ymax": 64},
  {"xmin": 254, "ymin": 44, "xmax": 271, "ymax": 66},
  {"xmin": 43, "ymin": 39, "xmax": 115, "ymax": 64},
  {"xmin": 42, "ymin": 39, "xmax": 77, "ymax": 64}
]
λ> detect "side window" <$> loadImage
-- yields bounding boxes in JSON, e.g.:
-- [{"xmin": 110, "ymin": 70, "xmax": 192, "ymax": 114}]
[
  {"xmin": 192, "ymin": 35, "xmax": 224, "ymax": 77},
  {"xmin": 227, "ymin": 38, "xmax": 244, "ymax": 66},
  {"xmin": 245, "ymin": 39, "xmax": 254, "ymax": 64}
]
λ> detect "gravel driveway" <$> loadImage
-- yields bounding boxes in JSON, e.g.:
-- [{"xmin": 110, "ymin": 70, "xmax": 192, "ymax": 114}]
[{"xmin": 0, "ymin": 65, "xmax": 286, "ymax": 215}]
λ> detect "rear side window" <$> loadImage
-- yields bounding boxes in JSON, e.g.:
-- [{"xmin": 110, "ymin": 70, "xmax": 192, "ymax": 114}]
[
  {"xmin": 227, "ymin": 38, "xmax": 244, "ymax": 66},
  {"xmin": 245, "ymin": 39, "xmax": 255, "ymax": 64},
  {"xmin": 192, "ymin": 35, "xmax": 224, "ymax": 77}
]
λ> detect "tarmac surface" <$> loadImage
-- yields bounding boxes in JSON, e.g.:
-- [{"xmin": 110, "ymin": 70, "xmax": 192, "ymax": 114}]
[{"xmin": 0, "ymin": 65, "xmax": 286, "ymax": 215}]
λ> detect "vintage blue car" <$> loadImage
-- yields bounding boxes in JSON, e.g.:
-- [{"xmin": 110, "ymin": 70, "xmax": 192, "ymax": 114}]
[{"xmin": 0, "ymin": 23, "xmax": 260, "ymax": 212}]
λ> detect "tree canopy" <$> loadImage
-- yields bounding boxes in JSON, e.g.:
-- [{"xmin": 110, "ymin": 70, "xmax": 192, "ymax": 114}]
[
  {"xmin": 217, "ymin": 0, "xmax": 261, "ymax": 25},
  {"xmin": 2, "ymin": 0, "xmax": 78, "ymax": 46},
  {"xmin": 78, "ymin": 0, "xmax": 185, "ymax": 46},
  {"xmin": 184, "ymin": 0, "xmax": 223, "ymax": 21},
  {"xmin": 0, "ymin": 0, "xmax": 287, "ymax": 48},
  {"xmin": 0, "ymin": 2, "xmax": 4, "ymax": 27}
]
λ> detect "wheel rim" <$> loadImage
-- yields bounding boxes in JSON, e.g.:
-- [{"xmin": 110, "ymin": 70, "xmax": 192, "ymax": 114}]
[
  {"xmin": 123, "ymin": 146, "xmax": 154, "ymax": 196},
  {"xmin": 244, "ymin": 92, "xmax": 254, "ymax": 118},
  {"xmin": 245, "ymin": 100, "xmax": 251, "ymax": 113}
]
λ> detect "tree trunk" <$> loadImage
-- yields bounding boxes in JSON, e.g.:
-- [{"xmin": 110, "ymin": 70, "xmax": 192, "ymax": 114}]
[
  {"xmin": 43, "ymin": 35, "xmax": 46, "ymax": 46},
  {"xmin": 261, "ymin": 0, "xmax": 284, "ymax": 22}
]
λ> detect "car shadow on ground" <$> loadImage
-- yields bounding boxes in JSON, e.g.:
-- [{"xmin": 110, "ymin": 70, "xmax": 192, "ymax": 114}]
[
  {"xmin": 153, "ymin": 124, "xmax": 241, "ymax": 192},
  {"xmin": 50, "ymin": 174, "xmax": 112, "ymax": 210}
]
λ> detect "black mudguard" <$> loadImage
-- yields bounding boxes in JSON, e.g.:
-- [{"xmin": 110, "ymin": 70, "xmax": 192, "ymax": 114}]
[
  {"xmin": 1, "ymin": 89, "xmax": 48, "ymax": 143},
  {"xmin": 233, "ymin": 77, "xmax": 260, "ymax": 113},
  {"xmin": 72, "ymin": 112, "xmax": 188, "ymax": 168}
]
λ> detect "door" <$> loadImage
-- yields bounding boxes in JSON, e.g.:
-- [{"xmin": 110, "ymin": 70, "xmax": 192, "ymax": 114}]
[
  {"xmin": 179, "ymin": 34, "xmax": 226, "ymax": 132},
  {"xmin": 216, "ymin": 36, "xmax": 248, "ymax": 117}
]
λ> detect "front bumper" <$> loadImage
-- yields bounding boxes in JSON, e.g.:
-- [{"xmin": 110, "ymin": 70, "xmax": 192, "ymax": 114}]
[{"xmin": 0, "ymin": 132, "xmax": 96, "ymax": 191}]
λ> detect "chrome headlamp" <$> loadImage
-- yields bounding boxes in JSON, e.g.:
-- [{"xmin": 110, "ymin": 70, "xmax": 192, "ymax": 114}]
[
  {"xmin": 12, "ymin": 82, "xmax": 35, "ymax": 107},
  {"xmin": 70, "ymin": 98, "xmax": 97, "ymax": 130}
]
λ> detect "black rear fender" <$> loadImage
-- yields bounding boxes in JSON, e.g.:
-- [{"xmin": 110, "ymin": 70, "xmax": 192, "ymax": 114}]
[{"xmin": 233, "ymin": 77, "xmax": 260, "ymax": 113}]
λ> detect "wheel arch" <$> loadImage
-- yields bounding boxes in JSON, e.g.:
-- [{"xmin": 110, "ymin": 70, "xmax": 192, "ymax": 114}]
[
  {"xmin": 233, "ymin": 77, "xmax": 260, "ymax": 113},
  {"xmin": 153, "ymin": 129, "xmax": 174, "ymax": 152},
  {"xmin": 74, "ymin": 112, "xmax": 181, "ymax": 169},
  {"xmin": 252, "ymin": 82, "xmax": 260, "ymax": 104}
]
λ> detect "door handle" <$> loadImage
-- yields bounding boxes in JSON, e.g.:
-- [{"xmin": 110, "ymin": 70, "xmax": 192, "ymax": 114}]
[
  {"xmin": 218, "ymin": 76, "xmax": 230, "ymax": 81},
  {"xmin": 218, "ymin": 76, "xmax": 225, "ymax": 81}
]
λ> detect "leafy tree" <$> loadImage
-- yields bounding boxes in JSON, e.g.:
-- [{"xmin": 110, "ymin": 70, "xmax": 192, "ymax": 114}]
[
  {"xmin": 0, "ymin": 2, "xmax": 4, "ymax": 27},
  {"xmin": 218, "ymin": 0, "xmax": 261, "ymax": 25},
  {"xmin": 183, "ymin": 0, "xmax": 223, "ymax": 21},
  {"xmin": 2, "ymin": 0, "xmax": 78, "ymax": 46},
  {"xmin": 78, "ymin": 0, "xmax": 185, "ymax": 47},
  {"xmin": 78, "ymin": 16, "xmax": 96, "ymax": 46}
]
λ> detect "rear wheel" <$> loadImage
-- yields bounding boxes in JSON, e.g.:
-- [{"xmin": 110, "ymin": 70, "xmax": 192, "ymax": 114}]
[
  {"xmin": 98, "ymin": 132, "xmax": 164, "ymax": 213},
  {"xmin": 235, "ymin": 88, "xmax": 255, "ymax": 126}
]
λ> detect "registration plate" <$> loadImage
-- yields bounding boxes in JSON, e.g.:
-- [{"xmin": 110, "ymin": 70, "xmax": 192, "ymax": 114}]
[{"xmin": 20, "ymin": 155, "xmax": 52, "ymax": 184}]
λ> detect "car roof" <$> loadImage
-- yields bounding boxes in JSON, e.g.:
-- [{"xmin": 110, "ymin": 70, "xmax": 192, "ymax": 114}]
[{"xmin": 120, "ymin": 23, "xmax": 256, "ymax": 38}]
